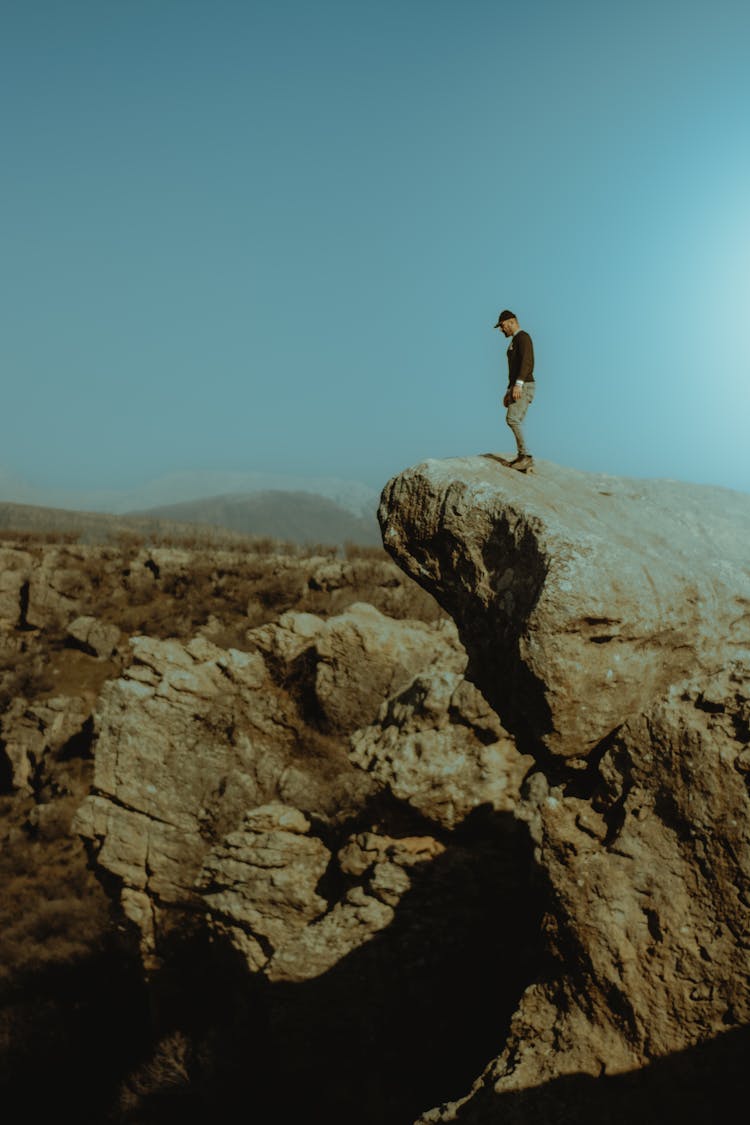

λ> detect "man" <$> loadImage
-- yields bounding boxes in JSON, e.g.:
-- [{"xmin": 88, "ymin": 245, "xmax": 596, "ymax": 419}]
[{"xmin": 495, "ymin": 309, "xmax": 535, "ymax": 470}]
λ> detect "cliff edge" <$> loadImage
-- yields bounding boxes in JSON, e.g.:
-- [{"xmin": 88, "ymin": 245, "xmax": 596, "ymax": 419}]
[{"xmin": 380, "ymin": 457, "xmax": 750, "ymax": 759}]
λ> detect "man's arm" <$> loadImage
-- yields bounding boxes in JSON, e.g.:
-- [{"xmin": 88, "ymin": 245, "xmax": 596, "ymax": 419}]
[
  {"xmin": 513, "ymin": 332, "xmax": 534, "ymax": 382},
  {"xmin": 510, "ymin": 331, "xmax": 534, "ymax": 400}
]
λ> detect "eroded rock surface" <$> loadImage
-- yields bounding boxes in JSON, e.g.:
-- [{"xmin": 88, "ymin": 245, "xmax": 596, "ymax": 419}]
[
  {"xmin": 73, "ymin": 604, "xmax": 521, "ymax": 993},
  {"xmin": 380, "ymin": 457, "xmax": 750, "ymax": 758},
  {"xmin": 1, "ymin": 694, "xmax": 93, "ymax": 792},
  {"xmin": 249, "ymin": 601, "xmax": 466, "ymax": 733},
  {"xmin": 351, "ymin": 669, "xmax": 531, "ymax": 829},
  {"xmin": 378, "ymin": 458, "xmax": 750, "ymax": 1122}
]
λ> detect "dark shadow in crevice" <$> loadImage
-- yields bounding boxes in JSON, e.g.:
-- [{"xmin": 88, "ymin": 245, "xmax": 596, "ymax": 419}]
[
  {"xmin": 64, "ymin": 634, "xmax": 100, "ymax": 657},
  {"xmin": 57, "ymin": 715, "xmax": 96, "ymax": 761},
  {"xmin": 134, "ymin": 806, "xmax": 544, "ymax": 1125},
  {"xmin": 15, "ymin": 580, "xmax": 35, "ymax": 632},
  {"xmin": 0, "ymin": 741, "xmax": 13, "ymax": 792}
]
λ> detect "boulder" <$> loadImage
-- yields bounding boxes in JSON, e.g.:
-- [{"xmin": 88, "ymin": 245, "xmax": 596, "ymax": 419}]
[
  {"xmin": 72, "ymin": 629, "xmax": 411, "ymax": 969},
  {"xmin": 350, "ymin": 669, "xmax": 532, "ymax": 828},
  {"xmin": 380, "ymin": 458, "xmax": 750, "ymax": 758},
  {"xmin": 250, "ymin": 602, "xmax": 466, "ymax": 734},
  {"xmin": 73, "ymin": 619, "xmax": 490, "ymax": 986},
  {"xmin": 67, "ymin": 615, "xmax": 121, "ymax": 659},
  {"xmin": 26, "ymin": 549, "xmax": 92, "ymax": 629},
  {"xmin": 1, "ymin": 694, "xmax": 93, "ymax": 792}
]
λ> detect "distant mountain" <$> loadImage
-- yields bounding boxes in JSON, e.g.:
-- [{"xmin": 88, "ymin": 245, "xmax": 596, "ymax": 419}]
[
  {"xmin": 0, "ymin": 467, "xmax": 380, "ymax": 518},
  {"xmin": 0, "ymin": 488, "xmax": 382, "ymax": 549},
  {"xmin": 128, "ymin": 490, "xmax": 381, "ymax": 546}
]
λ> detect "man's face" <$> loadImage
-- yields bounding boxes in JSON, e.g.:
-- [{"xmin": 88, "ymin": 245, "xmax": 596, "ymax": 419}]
[{"xmin": 499, "ymin": 318, "xmax": 515, "ymax": 337}]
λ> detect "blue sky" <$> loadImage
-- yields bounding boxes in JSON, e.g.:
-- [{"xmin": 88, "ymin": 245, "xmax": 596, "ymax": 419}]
[{"xmin": 2, "ymin": 0, "xmax": 749, "ymax": 503}]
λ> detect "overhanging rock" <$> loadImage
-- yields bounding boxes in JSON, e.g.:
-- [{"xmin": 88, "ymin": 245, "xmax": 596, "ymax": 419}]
[{"xmin": 379, "ymin": 458, "xmax": 750, "ymax": 758}]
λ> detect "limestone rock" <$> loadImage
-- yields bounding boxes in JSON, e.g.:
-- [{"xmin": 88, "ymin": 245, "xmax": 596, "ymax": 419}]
[
  {"xmin": 67, "ymin": 615, "xmax": 121, "ymax": 658},
  {"xmin": 26, "ymin": 550, "xmax": 93, "ymax": 629},
  {"xmin": 0, "ymin": 548, "xmax": 32, "ymax": 625},
  {"xmin": 73, "ymin": 635, "xmax": 300, "ymax": 966},
  {"xmin": 72, "ymin": 598, "xmax": 489, "ymax": 991},
  {"xmin": 378, "ymin": 458, "xmax": 750, "ymax": 1121},
  {"xmin": 415, "ymin": 664, "xmax": 750, "ymax": 1123},
  {"xmin": 75, "ymin": 621, "xmax": 456, "ymax": 972},
  {"xmin": 1, "ymin": 694, "xmax": 92, "ymax": 792},
  {"xmin": 196, "ymin": 803, "xmax": 331, "ymax": 970},
  {"xmin": 250, "ymin": 601, "xmax": 466, "ymax": 734},
  {"xmin": 379, "ymin": 458, "xmax": 750, "ymax": 758},
  {"xmin": 350, "ymin": 669, "xmax": 532, "ymax": 828},
  {"xmin": 314, "ymin": 603, "xmax": 465, "ymax": 733},
  {"xmin": 249, "ymin": 609, "xmax": 328, "ymax": 665},
  {"xmin": 266, "ymin": 830, "xmax": 444, "ymax": 982}
]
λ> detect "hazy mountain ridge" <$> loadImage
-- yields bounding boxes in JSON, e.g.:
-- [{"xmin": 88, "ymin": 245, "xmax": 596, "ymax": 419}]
[
  {"xmin": 0, "ymin": 488, "xmax": 380, "ymax": 547},
  {"xmin": 128, "ymin": 489, "xmax": 381, "ymax": 545},
  {"xmin": 0, "ymin": 467, "xmax": 380, "ymax": 518}
]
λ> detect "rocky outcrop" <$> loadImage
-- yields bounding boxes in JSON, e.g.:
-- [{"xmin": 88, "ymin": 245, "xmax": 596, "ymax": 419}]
[
  {"xmin": 1, "ymin": 694, "xmax": 93, "ymax": 792},
  {"xmin": 74, "ymin": 605, "xmax": 526, "ymax": 992},
  {"xmin": 0, "ymin": 548, "xmax": 32, "ymax": 625},
  {"xmin": 67, "ymin": 615, "xmax": 121, "ymax": 659},
  {"xmin": 249, "ymin": 601, "xmax": 466, "ymax": 733},
  {"xmin": 74, "ymin": 630, "xmax": 369, "ymax": 970},
  {"xmin": 3, "ymin": 537, "xmax": 494, "ymax": 1124},
  {"xmin": 351, "ymin": 668, "xmax": 531, "ymax": 829},
  {"xmin": 380, "ymin": 458, "xmax": 750, "ymax": 758},
  {"xmin": 378, "ymin": 458, "xmax": 750, "ymax": 1121}
]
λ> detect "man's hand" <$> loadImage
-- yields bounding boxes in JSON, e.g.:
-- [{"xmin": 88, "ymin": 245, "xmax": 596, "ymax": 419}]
[{"xmin": 511, "ymin": 384, "xmax": 522, "ymax": 401}]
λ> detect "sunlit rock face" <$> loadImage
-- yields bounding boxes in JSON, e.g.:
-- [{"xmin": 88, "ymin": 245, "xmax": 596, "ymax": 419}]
[
  {"xmin": 379, "ymin": 458, "xmax": 750, "ymax": 1123},
  {"xmin": 74, "ymin": 610, "xmax": 527, "ymax": 981},
  {"xmin": 380, "ymin": 458, "xmax": 750, "ymax": 759}
]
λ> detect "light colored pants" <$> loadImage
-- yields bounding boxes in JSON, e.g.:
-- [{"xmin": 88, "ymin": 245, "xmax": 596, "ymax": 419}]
[{"xmin": 506, "ymin": 382, "xmax": 535, "ymax": 455}]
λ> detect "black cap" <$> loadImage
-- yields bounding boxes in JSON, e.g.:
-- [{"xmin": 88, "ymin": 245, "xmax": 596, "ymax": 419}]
[{"xmin": 494, "ymin": 309, "xmax": 516, "ymax": 327}]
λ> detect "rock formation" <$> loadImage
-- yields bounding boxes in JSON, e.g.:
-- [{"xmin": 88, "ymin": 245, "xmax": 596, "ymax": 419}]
[
  {"xmin": 6, "ymin": 536, "xmax": 518, "ymax": 1122},
  {"xmin": 250, "ymin": 600, "xmax": 466, "ymax": 733},
  {"xmin": 380, "ymin": 458, "xmax": 750, "ymax": 759},
  {"xmin": 9, "ymin": 467, "xmax": 749, "ymax": 1124},
  {"xmin": 74, "ymin": 604, "xmax": 527, "ymax": 989},
  {"xmin": 378, "ymin": 457, "xmax": 750, "ymax": 1122},
  {"xmin": 1, "ymin": 693, "xmax": 93, "ymax": 793}
]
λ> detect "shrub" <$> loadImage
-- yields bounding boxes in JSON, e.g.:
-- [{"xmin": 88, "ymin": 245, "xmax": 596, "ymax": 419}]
[{"xmin": 117, "ymin": 1030, "xmax": 194, "ymax": 1118}]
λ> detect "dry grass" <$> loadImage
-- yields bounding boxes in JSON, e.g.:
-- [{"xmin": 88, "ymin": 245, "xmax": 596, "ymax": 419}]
[{"xmin": 0, "ymin": 529, "xmax": 81, "ymax": 545}]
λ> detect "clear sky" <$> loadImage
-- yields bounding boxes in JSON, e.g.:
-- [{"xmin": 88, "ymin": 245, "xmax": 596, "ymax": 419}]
[{"xmin": 2, "ymin": 0, "xmax": 749, "ymax": 504}]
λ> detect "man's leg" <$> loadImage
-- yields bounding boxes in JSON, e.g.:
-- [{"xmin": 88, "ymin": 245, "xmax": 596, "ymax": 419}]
[{"xmin": 505, "ymin": 383, "xmax": 535, "ymax": 456}]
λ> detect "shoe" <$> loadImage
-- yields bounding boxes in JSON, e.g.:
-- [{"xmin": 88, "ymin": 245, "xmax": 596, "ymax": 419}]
[{"xmin": 512, "ymin": 454, "xmax": 533, "ymax": 471}]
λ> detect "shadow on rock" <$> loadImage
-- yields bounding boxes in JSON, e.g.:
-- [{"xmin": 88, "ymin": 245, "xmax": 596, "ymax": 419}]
[
  {"xmin": 128, "ymin": 807, "xmax": 543, "ymax": 1125},
  {"xmin": 447, "ymin": 1022, "xmax": 750, "ymax": 1125}
]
